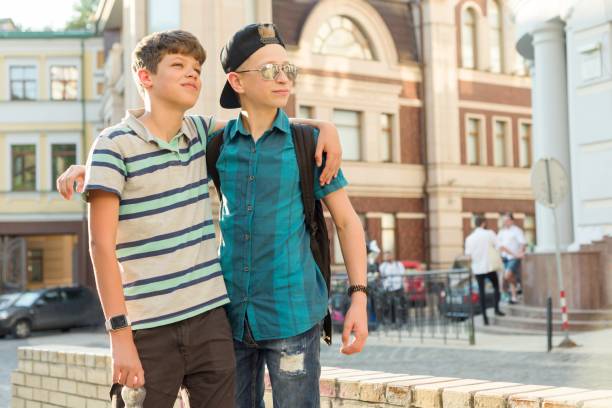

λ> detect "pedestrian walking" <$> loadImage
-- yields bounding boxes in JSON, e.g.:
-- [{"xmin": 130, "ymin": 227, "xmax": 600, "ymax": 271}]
[{"xmin": 465, "ymin": 216, "xmax": 505, "ymax": 325}]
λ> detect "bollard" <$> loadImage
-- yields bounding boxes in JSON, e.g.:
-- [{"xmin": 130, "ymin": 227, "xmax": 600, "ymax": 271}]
[{"xmin": 121, "ymin": 387, "xmax": 147, "ymax": 408}]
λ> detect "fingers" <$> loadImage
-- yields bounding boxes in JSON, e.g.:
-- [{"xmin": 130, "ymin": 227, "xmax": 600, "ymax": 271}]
[
  {"xmin": 341, "ymin": 332, "xmax": 367, "ymax": 355},
  {"xmin": 114, "ymin": 365, "xmax": 145, "ymax": 388},
  {"xmin": 314, "ymin": 143, "xmax": 323, "ymax": 168},
  {"xmin": 318, "ymin": 152, "xmax": 340, "ymax": 186}
]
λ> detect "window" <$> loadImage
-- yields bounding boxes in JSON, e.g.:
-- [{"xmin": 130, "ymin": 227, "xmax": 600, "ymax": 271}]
[
  {"xmin": 299, "ymin": 105, "xmax": 314, "ymax": 119},
  {"xmin": 461, "ymin": 8, "xmax": 477, "ymax": 69},
  {"xmin": 51, "ymin": 144, "xmax": 77, "ymax": 190},
  {"xmin": 148, "ymin": 0, "xmax": 180, "ymax": 33},
  {"xmin": 312, "ymin": 16, "xmax": 374, "ymax": 60},
  {"xmin": 381, "ymin": 214, "xmax": 396, "ymax": 256},
  {"xmin": 488, "ymin": 0, "xmax": 503, "ymax": 73},
  {"xmin": 493, "ymin": 120, "xmax": 507, "ymax": 166},
  {"xmin": 96, "ymin": 50, "xmax": 105, "ymax": 69},
  {"xmin": 50, "ymin": 66, "xmax": 78, "ymax": 100},
  {"xmin": 27, "ymin": 249, "xmax": 43, "ymax": 283},
  {"xmin": 10, "ymin": 66, "xmax": 37, "ymax": 100},
  {"xmin": 467, "ymin": 118, "xmax": 481, "ymax": 165},
  {"xmin": 333, "ymin": 110, "xmax": 361, "ymax": 161},
  {"xmin": 515, "ymin": 53, "xmax": 530, "ymax": 76},
  {"xmin": 96, "ymin": 81, "xmax": 105, "ymax": 96},
  {"xmin": 519, "ymin": 122, "xmax": 532, "ymax": 168},
  {"xmin": 11, "ymin": 145, "xmax": 36, "ymax": 191},
  {"xmin": 380, "ymin": 114, "xmax": 393, "ymax": 162}
]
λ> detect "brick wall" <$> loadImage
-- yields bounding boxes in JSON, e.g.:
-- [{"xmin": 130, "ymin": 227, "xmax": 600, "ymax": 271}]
[
  {"xmin": 12, "ymin": 346, "xmax": 612, "ymax": 407},
  {"xmin": 10, "ymin": 345, "xmax": 186, "ymax": 408}
]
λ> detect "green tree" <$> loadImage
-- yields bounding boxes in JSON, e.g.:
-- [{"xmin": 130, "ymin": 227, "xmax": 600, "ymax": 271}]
[{"xmin": 65, "ymin": 0, "xmax": 100, "ymax": 31}]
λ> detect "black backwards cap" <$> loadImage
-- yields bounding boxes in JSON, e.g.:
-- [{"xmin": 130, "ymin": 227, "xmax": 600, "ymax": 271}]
[{"xmin": 219, "ymin": 23, "xmax": 286, "ymax": 109}]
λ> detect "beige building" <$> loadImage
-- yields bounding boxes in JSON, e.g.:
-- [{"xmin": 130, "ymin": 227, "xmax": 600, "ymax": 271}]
[
  {"xmin": 0, "ymin": 30, "xmax": 104, "ymax": 291},
  {"xmin": 98, "ymin": 0, "xmax": 534, "ymax": 268},
  {"xmin": 0, "ymin": 0, "xmax": 536, "ymax": 292}
]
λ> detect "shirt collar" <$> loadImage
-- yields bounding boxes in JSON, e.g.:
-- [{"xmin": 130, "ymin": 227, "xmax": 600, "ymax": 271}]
[
  {"xmin": 226, "ymin": 109, "xmax": 291, "ymax": 142},
  {"xmin": 122, "ymin": 108, "xmax": 193, "ymax": 144}
]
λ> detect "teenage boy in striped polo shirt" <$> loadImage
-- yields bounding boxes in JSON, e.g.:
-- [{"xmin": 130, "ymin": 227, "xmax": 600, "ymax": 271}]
[
  {"xmin": 215, "ymin": 24, "xmax": 368, "ymax": 407},
  {"xmin": 64, "ymin": 30, "xmax": 343, "ymax": 408}
]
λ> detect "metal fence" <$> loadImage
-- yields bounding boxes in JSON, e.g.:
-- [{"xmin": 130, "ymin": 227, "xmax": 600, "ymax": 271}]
[{"xmin": 330, "ymin": 268, "xmax": 477, "ymax": 345}]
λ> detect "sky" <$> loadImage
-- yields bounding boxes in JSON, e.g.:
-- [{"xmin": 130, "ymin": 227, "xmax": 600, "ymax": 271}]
[{"xmin": 0, "ymin": 0, "xmax": 79, "ymax": 31}]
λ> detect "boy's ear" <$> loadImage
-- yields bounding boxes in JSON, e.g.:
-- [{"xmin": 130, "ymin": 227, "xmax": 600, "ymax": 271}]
[
  {"xmin": 227, "ymin": 72, "xmax": 245, "ymax": 96},
  {"xmin": 137, "ymin": 68, "xmax": 153, "ymax": 91}
]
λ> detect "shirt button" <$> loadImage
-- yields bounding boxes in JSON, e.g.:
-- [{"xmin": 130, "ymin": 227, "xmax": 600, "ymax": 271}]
[
  {"xmin": 247, "ymin": 205, "xmax": 253, "ymax": 212},
  {"xmin": 244, "ymin": 234, "xmax": 250, "ymax": 241},
  {"xmin": 248, "ymin": 175, "xmax": 255, "ymax": 181},
  {"xmin": 244, "ymin": 266, "xmax": 249, "ymax": 272},
  {"xmin": 251, "ymin": 148, "xmax": 256, "ymax": 153}
]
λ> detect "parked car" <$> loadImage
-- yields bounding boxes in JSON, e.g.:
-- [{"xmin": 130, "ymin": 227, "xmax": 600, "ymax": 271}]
[
  {"xmin": 0, "ymin": 286, "xmax": 104, "ymax": 339},
  {"xmin": 438, "ymin": 277, "xmax": 496, "ymax": 320},
  {"xmin": 401, "ymin": 260, "xmax": 427, "ymax": 307}
]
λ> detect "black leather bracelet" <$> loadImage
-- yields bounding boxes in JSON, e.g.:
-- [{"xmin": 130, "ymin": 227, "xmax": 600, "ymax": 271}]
[{"xmin": 347, "ymin": 284, "xmax": 368, "ymax": 297}]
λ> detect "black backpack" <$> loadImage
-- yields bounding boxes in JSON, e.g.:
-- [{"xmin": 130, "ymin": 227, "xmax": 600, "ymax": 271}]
[{"xmin": 206, "ymin": 124, "xmax": 333, "ymax": 345}]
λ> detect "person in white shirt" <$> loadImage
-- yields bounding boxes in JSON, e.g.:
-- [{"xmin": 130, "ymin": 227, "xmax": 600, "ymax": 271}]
[
  {"xmin": 465, "ymin": 216, "xmax": 505, "ymax": 325},
  {"xmin": 379, "ymin": 251, "xmax": 405, "ymax": 325},
  {"xmin": 497, "ymin": 213, "xmax": 527, "ymax": 304}
]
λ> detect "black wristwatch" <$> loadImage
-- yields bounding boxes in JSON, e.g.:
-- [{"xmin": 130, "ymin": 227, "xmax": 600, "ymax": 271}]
[
  {"xmin": 347, "ymin": 285, "xmax": 368, "ymax": 297},
  {"xmin": 105, "ymin": 314, "xmax": 131, "ymax": 332}
]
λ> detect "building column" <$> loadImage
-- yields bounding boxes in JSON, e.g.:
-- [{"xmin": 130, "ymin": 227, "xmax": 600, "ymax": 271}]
[
  {"xmin": 530, "ymin": 19, "xmax": 574, "ymax": 251},
  {"xmin": 423, "ymin": 0, "xmax": 463, "ymax": 267}
]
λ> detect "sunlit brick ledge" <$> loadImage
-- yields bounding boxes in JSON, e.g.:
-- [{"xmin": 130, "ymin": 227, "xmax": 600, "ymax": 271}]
[{"xmin": 11, "ymin": 346, "xmax": 612, "ymax": 407}]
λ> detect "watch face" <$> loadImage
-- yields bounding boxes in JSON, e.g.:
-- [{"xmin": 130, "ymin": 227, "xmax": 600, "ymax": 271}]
[{"xmin": 110, "ymin": 315, "xmax": 128, "ymax": 329}]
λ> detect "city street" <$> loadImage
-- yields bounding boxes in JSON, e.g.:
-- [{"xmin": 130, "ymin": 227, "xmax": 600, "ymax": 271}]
[{"xmin": 2, "ymin": 326, "xmax": 612, "ymax": 406}]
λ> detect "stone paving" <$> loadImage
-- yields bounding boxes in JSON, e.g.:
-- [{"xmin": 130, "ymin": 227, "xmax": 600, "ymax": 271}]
[{"xmin": 2, "ymin": 326, "xmax": 612, "ymax": 406}]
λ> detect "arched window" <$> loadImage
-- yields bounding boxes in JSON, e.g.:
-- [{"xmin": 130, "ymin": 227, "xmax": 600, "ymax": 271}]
[
  {"xmin": 312, "ymin": 16, "xmax": 374, "ymax": 60},
  {"xmin": 488, "ymin": 0, "xmax": 503, "ymax": 73},
  {"xmin": 461, "ymin": 8, "xmax": 477, "ymax": 69}
]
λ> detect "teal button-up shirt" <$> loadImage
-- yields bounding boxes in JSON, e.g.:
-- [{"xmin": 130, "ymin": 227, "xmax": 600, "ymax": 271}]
[{"xmin": 210, "ymin": 109, "xmax": 348, "ymax": 341}]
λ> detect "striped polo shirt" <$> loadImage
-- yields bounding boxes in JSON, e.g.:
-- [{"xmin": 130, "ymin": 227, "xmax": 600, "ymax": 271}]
[{"xmin": 83, "ymin": 109, "xmax": 229, "ymax": 330}]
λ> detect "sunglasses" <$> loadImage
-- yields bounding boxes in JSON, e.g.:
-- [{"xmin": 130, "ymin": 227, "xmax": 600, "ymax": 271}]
[{"xmin": 235, "ymin": 63, "xmax": 298, "ymax": 81}]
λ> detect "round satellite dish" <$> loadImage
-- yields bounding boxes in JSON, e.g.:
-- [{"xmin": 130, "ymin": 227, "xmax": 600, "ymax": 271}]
[{"xmin": 530, "ymin": 158, "xmax": 569, "ymax": 209}]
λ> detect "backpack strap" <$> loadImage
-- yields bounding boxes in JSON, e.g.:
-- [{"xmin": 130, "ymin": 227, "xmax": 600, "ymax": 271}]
[
  {"xmin": 206, "ymin": 130, "xmax": 224, "ymax": 200},
  {"xmin": 291, "ymin": 124, "xmax": 333, "ymax": 345},
  {"xmin": 291, "ymin": 124, "xmax": 317, "ymax": 237}
]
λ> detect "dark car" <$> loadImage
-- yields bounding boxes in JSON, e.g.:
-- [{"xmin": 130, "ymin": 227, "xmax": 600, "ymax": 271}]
[
  {"xmin": 438, "ymin": 277, "xmax": 496, "ymax": 320},
  {"xmin": 0, "ymin": 286, "xmax": 104, "ymax": 339}
]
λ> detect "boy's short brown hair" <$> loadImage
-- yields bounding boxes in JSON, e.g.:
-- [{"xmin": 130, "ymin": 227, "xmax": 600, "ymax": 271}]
[{"xmin": 132, "ymin": 30, "xmax": 206, "ymax": 93}]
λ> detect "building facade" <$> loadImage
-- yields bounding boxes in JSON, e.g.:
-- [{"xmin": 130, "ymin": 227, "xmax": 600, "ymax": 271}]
[
  {"xmin": 0, "ymin": 0, "xmax": 537, "ymax": 292},
  {"xmin": 514, "ymin": 0, "xmax": 612, "ymax": 251},
  {"xmin": 0, "ymin": 30, "xmax": 104, "ymax": 291}
]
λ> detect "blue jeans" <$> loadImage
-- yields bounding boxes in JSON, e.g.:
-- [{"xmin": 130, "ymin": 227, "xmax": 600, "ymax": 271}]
[{"xmin": 234, "ymin": 321, "xmax": 321, "ymax": 408}]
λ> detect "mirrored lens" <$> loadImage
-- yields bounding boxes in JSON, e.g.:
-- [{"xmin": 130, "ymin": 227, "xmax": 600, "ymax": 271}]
[{"xmin": 260, "ymin": 64, "xmax": 279, "ymax": 80}]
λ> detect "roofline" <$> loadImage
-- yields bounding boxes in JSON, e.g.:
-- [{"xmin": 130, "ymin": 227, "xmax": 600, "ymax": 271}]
[{"xmin": 0, "ymin": 31, "xmax": 98, "ymax": 39}]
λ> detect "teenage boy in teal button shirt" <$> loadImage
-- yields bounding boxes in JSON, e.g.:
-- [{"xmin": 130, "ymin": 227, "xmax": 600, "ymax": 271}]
[{"xmin": 214, "ymin": 23, "xmax": 368, "ymax": 408}]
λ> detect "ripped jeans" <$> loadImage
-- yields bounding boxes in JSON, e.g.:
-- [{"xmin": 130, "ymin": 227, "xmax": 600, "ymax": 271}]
[{"xmin": 233, "ymin": 321, "xmax": 321, "ymax": 408}]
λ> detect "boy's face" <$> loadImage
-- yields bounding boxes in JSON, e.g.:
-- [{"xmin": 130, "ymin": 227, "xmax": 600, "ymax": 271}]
[
  {"xmin": 141, "ymin": 53, "xmax": 202, "ymax": 109},
  {"xmin": 233, "ymin": 44, "xmax": 293, "ymax": 109}
]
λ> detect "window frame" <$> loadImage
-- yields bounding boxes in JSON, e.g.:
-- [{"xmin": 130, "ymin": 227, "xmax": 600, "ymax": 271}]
[
  {"xmin": 6, "ymin": 134, "xmax": 40, "ymax": 192},
  {"xmin": 464, "ymin": 113, "xmax": 487, "ymax": 165},
  {"xmin": 461, "ymin": 7, "xmax": 478, "ymax": 69},
  {"xmin": 45, "ymin": 133, "xmax": 82, "ymax": 192},
  {"xmin": 492, "ymin": 117, "xmax": 512, "ymax": 167},
  {"xmin": 49, "ymin": 65, "xmax": 79, "ymax": 101},
  {"xmin": 518, "ymin": 119, "xmax": 532, "ymax": 168},
  {"xmin": 333, "ymin": 109, "xmax": 363, "ymax": 161},
  {"xmin": 7, "ymin": 61, "xmax": 39, "ymax": 101}
]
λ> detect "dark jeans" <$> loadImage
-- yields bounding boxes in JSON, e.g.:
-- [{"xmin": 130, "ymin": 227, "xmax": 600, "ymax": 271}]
[
  {"xmin": 475, "ymin": 271, "xmax": 501, "ymax": 324},
  {"xmin": 111, "ymin": 307, "xmax": 236, "ymax": 408},
  {"xmin": 234, "ymin": 321, "xmax": 321, "ymax": 408}
]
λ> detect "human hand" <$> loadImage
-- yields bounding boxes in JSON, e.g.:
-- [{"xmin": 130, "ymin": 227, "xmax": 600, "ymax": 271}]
[{"xmin": 55, "ymin": 164, "xmax": 86, "ymax": 200}]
